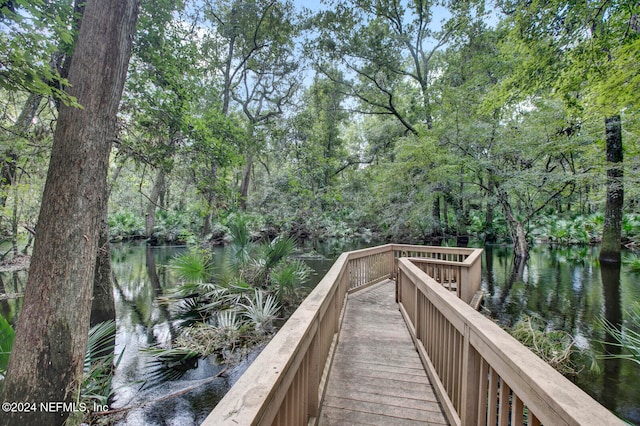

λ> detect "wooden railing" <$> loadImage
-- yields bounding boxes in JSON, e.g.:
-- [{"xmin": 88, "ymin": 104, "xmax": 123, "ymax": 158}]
[
  {"xmin": 397, "ymin": 258, "xmax": 624, "ymax": 426},
  {"xmin": 204, "ymin": 244, "xmax": 618, "ymax": 426},
  {"xmin": 201, "ymin": 244, "xmax": 396, "ymax": 426},
  {"xmin": 390, "ymin": 244, "xmax": 482, "ymax": 303}
]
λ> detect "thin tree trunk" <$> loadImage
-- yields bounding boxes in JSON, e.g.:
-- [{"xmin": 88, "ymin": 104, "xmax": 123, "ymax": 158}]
[
  {"xmin": 497, "ymin": 187, "xmax": 529, "ymax": 258},
  {"xmin": 239, "ymin": 152, "xmax": 253, "ymax": 211},
  {"xmin": 145, "ymin": 167, "xmax": 166, "ymax": 240},
  {"xmin": 202, "ymin": 162, "xmax": 218, "ymax": 237},
  {"xmin": 600, "ymin": 115, "xmax": 623, "ymax": 263},
  {"xmin": 431, "ymin": 195, "xmax": 441, "ymax": 237},
  {"xmin": 456, "ymin": 176, "xmax": 469, "ymax": 247},
  {"xmin": 0, "ymin": 93, "xmax": 42, "ymax": 208},
  {"xmin": 0, "ymin": 1, "xmax": 138, "ymax": 424}
]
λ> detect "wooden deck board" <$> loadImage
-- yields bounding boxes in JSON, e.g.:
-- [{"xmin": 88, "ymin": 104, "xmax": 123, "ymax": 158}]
[{"xmin": 319, "ymin": 280, "xmax": 449, "ymax": 426}]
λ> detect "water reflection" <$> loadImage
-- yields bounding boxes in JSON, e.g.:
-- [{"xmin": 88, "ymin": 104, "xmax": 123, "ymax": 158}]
[
  {"xmin": 601, "ymin": 262, "xmax": 622, "ymax": 415},
  {"xmin": 1, "ymin": 242, "xmax": 638, "ymax": 424},
  {"xmin": 482, "ymin": 245, "xmax": 640, "ymax": 424}
]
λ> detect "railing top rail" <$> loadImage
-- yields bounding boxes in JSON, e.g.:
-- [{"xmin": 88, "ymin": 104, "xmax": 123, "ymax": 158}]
[
  {"xmin": 406, "ymin": 257, "xmax": 471, "ymax": 267},
  {"xmin": 397, "ymin": 258, "xmax": 623, "ymax": 426},
  {"xmin": 344, "ymin": 243, "xmax": 395, "ymax": 260},
  {"xmin": 391, "ymin": 243, "xmax": 476, "ymax": 254},
  {"xmin": 460, "ymin": 247, "xmax": 482, "ymax": 266},
  {"xmin": 391, "ymin": 244, "xmax": 483, "ymax": 266}
]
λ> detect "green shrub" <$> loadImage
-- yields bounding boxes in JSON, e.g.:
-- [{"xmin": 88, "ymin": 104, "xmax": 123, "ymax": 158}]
[{"xmin": 169, "ymin": 248, "xmax": 214, "ymax": 283}]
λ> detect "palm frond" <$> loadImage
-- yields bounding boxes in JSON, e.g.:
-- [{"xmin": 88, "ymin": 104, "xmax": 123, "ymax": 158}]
[
  {"xmin": 142, "ymin": 347, "xmax": 200, "ymax": 386},
  {"xmin": 169, "ymin": 248, "xmax": 214, "ymax": 283},
  {"xmin": 81, "ymin": 320, "xmax": 121, "ymax": 405}
]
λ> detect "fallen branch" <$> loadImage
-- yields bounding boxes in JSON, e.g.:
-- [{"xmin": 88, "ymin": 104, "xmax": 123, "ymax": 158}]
[
  {"xmin": 95, "ymin": 366, "xmax": 228, "ymax": 416},
  {"xmin": 0, "ymin": 293, "xmax": 23, "ymax": 300}
]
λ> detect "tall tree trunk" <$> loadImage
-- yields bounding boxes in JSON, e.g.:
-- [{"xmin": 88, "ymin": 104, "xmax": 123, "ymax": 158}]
[
  {"xmin": 239, "ymin": 152, "xmax": 253, "ymax": 211},
  {"xmin": 456, "ymin": 176, "xmax": 469, "ymax": 248},
  {"xmin": 600, "ymin": 115, "xmax": 624, "ymax": 263},
  {"xmin": 202, "ymin": 162, "xmax": 218, "ymax": 237},
  {"xmin": 145, "ymin": 167, "xmax": 166, "ymax": 240},
  {"xmin": 0, "ymin": 1, "xmax": 138, "ymax": 425},
  {"xmin": 431, "ymin": 195, "xmax": 441, "ymax": 238}
]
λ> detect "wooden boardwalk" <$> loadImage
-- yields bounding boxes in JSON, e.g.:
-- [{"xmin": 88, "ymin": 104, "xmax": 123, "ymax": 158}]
[{"xmin": 319, "ymin": 280, "xmax": 448, "ymax": 425}]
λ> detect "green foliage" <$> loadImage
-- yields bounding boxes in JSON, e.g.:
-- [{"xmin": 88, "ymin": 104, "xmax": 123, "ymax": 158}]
[
  {"xmin": 227, "ymin": 214, "xmax": 253, "ymax": 267},
  {"xmin": 169, "ymin": 248, "xmax": 214, "ymax": 283},
  {"xmin": 80, "ymin": 320, "xmax": 122, "ymax": 407},
  {"xmin": 239, "ymin": 290, "xmax": 280, "ymax": 334},
  {"xmin": 0, "ymin": 0, "xmax": 77, "ymax": 104},
  {"xmin": 142, "ymin": 347, "xmax": 200, "ymax": 383},
  {"xmin": 269, "ymin": 259, "xmax": 312, "ymax": 306},
  {"xmin": 623, "ymin": 254, "xmax": 640, "ymax": 274},
  {"xmin": 0, "ymin": 315, "xmax": 15, "ymax": 379},
  {"xmin": 153, "ymin": 209, "xmax": 199, "ymax": 244},
  {"xmin": 108, "ymin": 210, "xmax": 145, "ymax": 241},
  {"xmin": 530, "ymin": 214, "xmax": 602, "ymax": 245},
  {"xmin": 622, "ymin": 214, "xmax": 640, "ymax": 243},
  {"xmin": 146, "ymin": 231, "xmax": 312, "ymax": 381},
  {"xmin": 600, "ymin": 303, "xmax": 640, "ymax": 366},
  {"xmin": 250, "ymin": 235, "xmax": 297, "ymax": 285},
  {"xmin": 3, "ymin": 320, "xmax": 121, "ymax": 422}
]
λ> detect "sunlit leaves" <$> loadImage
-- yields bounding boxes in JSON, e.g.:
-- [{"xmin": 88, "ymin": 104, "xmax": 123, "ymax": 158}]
[{"xmin": 0, "ymin": 0, "xmax": 76, "ymax": 104}]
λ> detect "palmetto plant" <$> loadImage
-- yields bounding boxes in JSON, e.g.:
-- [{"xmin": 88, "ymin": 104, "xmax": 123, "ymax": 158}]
[
  {"xmin": 143, "ymin": 347, "xmax": 200, "ymax": 384},
  {"xmin": 623, "ymin": 254, "xmax": 640, "ymax": 274},
  {"xmin": 169, "ymin": 248, "xmax": 214, "ymax": 283},
  {"xmin": 0, "ymin": 315, "xmax": 15, "ymax": 380},
  {"xmin": 80, "ymin": 320, "xmax": 123, "ymax": 406},
  {"xmin": 239, "ymin": 290, "xmax": 280, "ymax": 334},
  {"xmin": 227, "ymin": 214, "xmax": 254, "ymax": 268},
  {"xmin": 250, "ymin": 235, "xmax": 297, "ymax": 286},
  {"xmin": 2, "ymin": 319, "xmax": 120, "ymax": 407},
  {"xmin": 269, "ymin": 259, "xmax": 311, "ymax": 305},
  {"xmin": 601, "ymin": 302, "xmax": 640, "ymax": 366},
  {"xmin": 145, "ymin": 227, "xmax": 311, "ymax": 383}
]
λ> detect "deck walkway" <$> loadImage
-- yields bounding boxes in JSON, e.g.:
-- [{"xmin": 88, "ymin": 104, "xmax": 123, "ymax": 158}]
[{"xmin": 319, "ymin": 280, "xmax": 448, "ymax": 425}]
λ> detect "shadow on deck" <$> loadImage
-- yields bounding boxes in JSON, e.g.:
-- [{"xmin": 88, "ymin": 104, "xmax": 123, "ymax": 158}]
[{"xmin": 320, "ymin": 280, "xmax": 447, "ymax": 425}]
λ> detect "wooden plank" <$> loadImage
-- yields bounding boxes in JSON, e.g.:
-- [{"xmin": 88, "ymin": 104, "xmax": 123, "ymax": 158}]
[
  {"xmin": 325, "ymin": 375, "xmax": 439, "ymax": 402},
  {"xmin": 325, "ymin": 384, "xmax": 440, "ymax": 409},
  {"xmin": 318, "ymin": 280, "xmax": 448, "ymax": 426},
  {"xmin": 320, "ymin": 406, "xmax": 446, "ymax": 426},
  {"xmin": 323, "ymin": 395, "xmax": 448, "ymax": 423}
]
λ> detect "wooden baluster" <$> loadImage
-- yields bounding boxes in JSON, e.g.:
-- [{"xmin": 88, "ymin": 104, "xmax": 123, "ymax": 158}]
[
  {"xmin": 498, "ymin": 379, "xmax": 511, "ymax": 426},
  {"xmin": 511, "ymin": 395, "xmax": 524, "ymax": 426},
  {"xmin": 488, "ymin": 368, "xmax": 498, "ymax": 426},
  {"xmin": 476, "ymin": 359, "xmax": 489, "ymax": 426}
]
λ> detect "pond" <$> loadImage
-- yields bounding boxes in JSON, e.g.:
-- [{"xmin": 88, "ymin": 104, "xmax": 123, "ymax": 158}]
[{"xmin": 1, "ymin": 241, "xmax": 639, "ymax": 424}]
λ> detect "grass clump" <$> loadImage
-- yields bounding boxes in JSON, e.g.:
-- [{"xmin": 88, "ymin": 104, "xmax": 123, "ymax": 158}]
[{"xmin": 510, "ymin": 315, "xmax": 581, "ymax": 376}]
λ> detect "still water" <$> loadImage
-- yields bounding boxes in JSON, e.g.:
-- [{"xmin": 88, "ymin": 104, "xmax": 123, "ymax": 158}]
[
  {"xmin": 1, "ymin": 241, "xmax": 638, "ymax": 424},
  {"xmin": 482, "ymin": 245, "xmax": 640, "ymax": 424}
]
